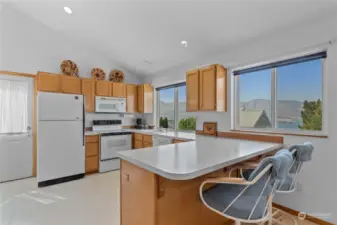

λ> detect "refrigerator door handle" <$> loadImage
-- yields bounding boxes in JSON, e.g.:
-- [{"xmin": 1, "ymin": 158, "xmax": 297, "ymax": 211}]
[{"xmin": 83, "ymin": 101, "xmax": 85, "ymax": 146}]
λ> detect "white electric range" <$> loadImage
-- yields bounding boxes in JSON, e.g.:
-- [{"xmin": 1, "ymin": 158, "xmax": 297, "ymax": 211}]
[{"xmin": 92, "ymin": 120, "xmax": 132, "ymax": 172}]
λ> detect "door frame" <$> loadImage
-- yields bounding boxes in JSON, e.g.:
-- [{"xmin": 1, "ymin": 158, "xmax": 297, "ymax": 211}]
[{"xmin": 0, "ymin": 70, "xmax": 37, "ymax": 176}]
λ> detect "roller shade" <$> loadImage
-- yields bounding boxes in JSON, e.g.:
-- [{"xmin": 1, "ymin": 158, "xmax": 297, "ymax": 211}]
[
  {"xmin": 155, "ymin": 82, "xmax": 186, "ymax": 91},
  {"xmin": 233, "ymin": 51, "xmax": 327, "ymax": 76}
]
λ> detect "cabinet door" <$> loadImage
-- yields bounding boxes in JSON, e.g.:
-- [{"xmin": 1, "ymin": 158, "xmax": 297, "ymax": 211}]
[
  {"xmin": 112, "ymin": 83, "xmax": 126, "ymax": 97},
  {"xmin": 143, "ymin": 84, "xmax": 153, "ymax": 113},
  {"xmin": 135, "ymin": 140, "xmax": 143, "ymax": 149},
  {"xmin": 86, "ymin": 156, "xmax": 98, "ymax": 173},
  {"xmin": 199, "ymin": 65, "xmax": 216, "ymax": 110},
  {"xmin": 126, "ymin": 85, "xmax": 138, "ymax": 113},
  {"xmin": 37, "ymin": 72, "xmax": 61, "ymax": 92},
  {"xmin": 61, "ymin": 76, "xmax": 82, "ymax": 94},
  {"xmin": 86, "ymin": 142, "xmax": 99, "ymax": 157},
  {"xmin": 95, "ymin": 80, "xmax": 111, "ymax": 96},
  {"xmin": 137, "ymin": 85, "xmax": 144, "ymax": 113},
  {"xmin": 82, "ymin": 79, "xmax": 96, "ymax": 112},
  {"xmin": 216, "ymin": 65, "xmax": 227, "ymax": 112},
  {"xmin": 143, "ymin": 142, "xmax": 152, "ymax": 148},
  {"xmin": 186, "ymin": 69, "xmax": 199, "ymax": 111}
]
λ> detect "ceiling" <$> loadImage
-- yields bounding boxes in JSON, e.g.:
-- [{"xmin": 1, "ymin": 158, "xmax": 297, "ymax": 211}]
[{"xmin": 9, "ymin": 0, "xmax": 337, "ymax": 76}]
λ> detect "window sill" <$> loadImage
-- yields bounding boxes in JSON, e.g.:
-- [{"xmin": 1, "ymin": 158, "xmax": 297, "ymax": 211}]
[{"xmin": 231, "ymin": 129, "xmax": 328, "ymax": 138}]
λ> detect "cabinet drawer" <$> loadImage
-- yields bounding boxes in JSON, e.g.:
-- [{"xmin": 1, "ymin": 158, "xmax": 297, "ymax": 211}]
[
  {"xmin": 135, "ymin": 133, "xmax": 143, "ymax": 141},
  {"xmin": 86, "ymin": 142, "xmax": 99, "ymax": 157},
  {"xmin": 143, "ymin": 142, "xmax": 152, "ymax": 148},
  {"xmin": 143, "ymin": 134, "xmax": 152, "ymax": 143},
  {"xmin": 86, "ymin": 135, "xmax": 99, "ymax": 143},
  {"xmin": 86, "ymin": 156, "xmax": 98, "ymax": 173},
  {"xmin": 135, "ymin": 140, "xmax": 143, "ymax": 149}
]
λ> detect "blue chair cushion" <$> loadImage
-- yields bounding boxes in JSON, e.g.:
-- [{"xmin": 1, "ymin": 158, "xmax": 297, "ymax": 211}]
[
  {"xmin": 277, "ymin": 175, "xmax": 295, "ymax": 192},
  {"xmin": 202, "ymin": 173, "xmax": 273, "ymax": 220}
]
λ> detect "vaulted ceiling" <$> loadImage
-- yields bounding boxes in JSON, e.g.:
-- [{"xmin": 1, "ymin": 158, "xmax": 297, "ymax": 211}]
[{"xmin": 10, "ymin": 0, "xmax": 337, "ymax": 76}]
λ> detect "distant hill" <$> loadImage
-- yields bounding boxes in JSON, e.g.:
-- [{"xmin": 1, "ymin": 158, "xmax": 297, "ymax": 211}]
[
  {"xmin": 241, "ymin": 99, "xmax": 303, "ymax": 121},
  {"xmin": 159, "ymin": 101, "xmax": 187, "ymax": 120}
]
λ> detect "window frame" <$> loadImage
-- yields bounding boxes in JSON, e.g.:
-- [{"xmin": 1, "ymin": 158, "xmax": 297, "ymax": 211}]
[
  {"xmin": 233, "ymin": 51, "xmax": 328, "ymax": 136},
  {"xmin": 156, "ymin": 82, "xmax": 186, "ymax": 130}
]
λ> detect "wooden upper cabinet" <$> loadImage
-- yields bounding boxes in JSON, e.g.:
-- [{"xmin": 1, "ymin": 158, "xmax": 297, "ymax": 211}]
[
  {"xmin": 199, "ymin": 65, "xmax": 216, "ymax": 111},
  {"xmin": 186, "ymin": 69, "xmax": 199, "ymax": 112},
  {"xmin": 126, "ymin": 84, "xmax": 138, "ymax": 113},
  {"xmin": 82, "ymin": 79, "xmax": 96, "ymax": 112},
  {"xmin": 216, "ymin": 65, "xmax": 227, "ymax": 112},
  {"xmin": 60, "ymin": 75, "xmax": 82, "ymax": 94},
  {"xmin": 112, "ymin": 83, "xmax": 126, "ymax": 97},
  {"xmin": 95, "ymin": 80, "xmax": 111, "ymax": 96},
  {"xmin": 138, "ymin": 84, "xmax": 153, "ymax": 113},
  {"xmin": 37, "ymin": 72, "xmax": 61, "ymax": 92}
]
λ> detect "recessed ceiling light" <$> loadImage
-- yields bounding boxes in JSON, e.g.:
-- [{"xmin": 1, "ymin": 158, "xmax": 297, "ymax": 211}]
[
  {"xmin": 64, "ymin": 6, "xmax": 72, "ymax": 14},
  {"xmin": 181, "ymin": 40, "xmax": 188, "ymax": 47},
  {"xmin": 144, "ymin": 59, "xmax": 152, "ymax": 64}
]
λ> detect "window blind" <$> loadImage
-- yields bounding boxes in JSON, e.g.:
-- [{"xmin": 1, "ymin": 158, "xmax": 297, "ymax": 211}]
[
  {"xmin": 155, "ymin": 82, "xmax": 186, "ymax": 91},
  {"xmin": 233, "ymin": 51, "xmax": 327, "ymax": 76}
]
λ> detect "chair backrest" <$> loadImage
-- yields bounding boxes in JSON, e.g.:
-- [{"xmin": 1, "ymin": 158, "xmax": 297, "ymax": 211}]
[{"xmin": 277, "ymin": 142, "xmax": 314, "ymax": 192}]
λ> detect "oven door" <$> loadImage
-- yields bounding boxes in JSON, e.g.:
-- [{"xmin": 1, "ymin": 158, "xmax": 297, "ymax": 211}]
[{"xmin": 100, "ymin": 135, "xmax": 132, "ymax": 161}]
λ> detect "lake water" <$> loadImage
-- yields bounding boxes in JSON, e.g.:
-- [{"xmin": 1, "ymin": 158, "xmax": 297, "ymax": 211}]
[{"xmin": 278, "ymin": 121, "xmax": 301, "ymax": 129}]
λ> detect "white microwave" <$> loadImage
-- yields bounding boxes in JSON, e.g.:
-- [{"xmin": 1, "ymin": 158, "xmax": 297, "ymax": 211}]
[{"xmin": 95, "ymin": 96, "xmax": 126, "ymax": 113}]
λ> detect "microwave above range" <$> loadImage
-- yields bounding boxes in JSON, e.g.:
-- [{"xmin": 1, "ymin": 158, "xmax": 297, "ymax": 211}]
[{"xmin": 95, "ymin": 96, "xmax": 126, "ymax": 113}]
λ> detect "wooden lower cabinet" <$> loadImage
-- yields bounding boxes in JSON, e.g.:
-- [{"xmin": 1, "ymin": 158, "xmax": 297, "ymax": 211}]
[
  {"xmin": 86, "ymin": 156, "xmax": 99, "ymax": 173},
  {"xmin": 133, "ymin": 133, "xmax": 153, "ymax": 149},
  {"xmin": 85, "ymin": 135, "xmax": 99, "ymax": 173},
  {"xmin": 135, "ymin": 140, "xmax": 143, "ymax": 149}
]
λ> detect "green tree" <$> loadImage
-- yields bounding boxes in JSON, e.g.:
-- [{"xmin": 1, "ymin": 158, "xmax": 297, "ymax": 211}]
[
  {"xmin": 299, "ymin": 99, "xmax": 322, "ymax": 131},
  {"xmin": 178, "ymin": 117, "xmax": 196, "ymax": 131},
  {"xmin": 164, "ymin": 117, "xmax": 169, "ymax": 128}
]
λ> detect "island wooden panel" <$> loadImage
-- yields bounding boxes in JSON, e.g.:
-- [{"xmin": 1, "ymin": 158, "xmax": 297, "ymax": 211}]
[{"xmin": 120, "ymin": 160, "xmax": 233, "ymax": 225}]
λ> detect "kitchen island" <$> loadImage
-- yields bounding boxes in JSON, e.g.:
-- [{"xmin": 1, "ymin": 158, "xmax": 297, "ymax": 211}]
[{"xmin": 117, "ymin": 135, "xmax": 282, "ymax": 225}]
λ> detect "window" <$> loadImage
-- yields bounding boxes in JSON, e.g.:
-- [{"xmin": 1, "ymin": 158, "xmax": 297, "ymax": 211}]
[
  {"xmin": 156, "ymin": 83, "xmax": 196, "ymax": 130},
  {"xmin": 0, "ymin": 80, "xmax": 28, "ymax": 133},
  {"xmin": 234, "ymin": 51, "xmax": 325, "ymax": 134}
]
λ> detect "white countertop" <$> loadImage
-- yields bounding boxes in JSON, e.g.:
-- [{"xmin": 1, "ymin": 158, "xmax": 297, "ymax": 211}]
[
  {"xmin": 117, "ymin": 135, "xmax": 282, "ymax": 180},
  {"xmin": 85, "ymin": 129, "xmax": 196, "ymax": 141}
]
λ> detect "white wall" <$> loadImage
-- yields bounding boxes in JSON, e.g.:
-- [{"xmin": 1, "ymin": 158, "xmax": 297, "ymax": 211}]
[
  {"xmin": 0, "ymin": 5, "xmax": 145, "ymax": 126},
  {"xmin": 149, "ymin": 15, "xmax": 337, "ymax": 223}
]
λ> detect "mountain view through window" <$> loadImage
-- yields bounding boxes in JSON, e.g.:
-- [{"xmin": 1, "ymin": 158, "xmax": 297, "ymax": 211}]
[{"xmin": 239, "ymin": 59, "xmax": 323, "ymax": 131}]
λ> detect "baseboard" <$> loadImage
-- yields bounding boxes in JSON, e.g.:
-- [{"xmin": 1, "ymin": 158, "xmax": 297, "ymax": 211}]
[{"xmin": 273, "ymin": 203, "xmax": 334, "ymax": 225}]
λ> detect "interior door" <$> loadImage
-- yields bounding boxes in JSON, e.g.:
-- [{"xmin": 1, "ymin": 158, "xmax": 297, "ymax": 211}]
[{"xmin": 0, "ymin": 75, "xmax": 34, "ymax": 182}]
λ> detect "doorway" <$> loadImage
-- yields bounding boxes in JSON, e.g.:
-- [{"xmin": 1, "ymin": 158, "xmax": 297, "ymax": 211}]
[{"xmin": 0, "ymin": 74, "xmax": 34, "ymax": 182}]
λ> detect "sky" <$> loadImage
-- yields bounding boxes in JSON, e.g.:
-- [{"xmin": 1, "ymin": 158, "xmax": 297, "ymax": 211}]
[
  {"xmin": 240, "ymin": 59, "xmax": 323, "ymax": 102},
  {"xmin": 159, "ymin": 86, "xmax": 186, "ymax": 103}
]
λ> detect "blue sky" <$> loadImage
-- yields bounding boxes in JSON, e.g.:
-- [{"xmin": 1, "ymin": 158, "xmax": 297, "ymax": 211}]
[
  {"xmin": 159, "ymin": 86, "xmax": 186, "ymax": 102},
  {"xmin": 240, "ymin": 59, "xmax": 322, "ymax": 102}
]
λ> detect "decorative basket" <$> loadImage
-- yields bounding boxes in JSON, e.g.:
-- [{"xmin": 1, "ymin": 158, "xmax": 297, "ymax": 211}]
[
  {"xmin": 91, "ymin": 68, "xmax": 106, "ymax": 80},
  {"xmin": 109, "ymin": 70, "xmax": 124, "ymax": 83},
  {"xmin": 60, "ymin": 60, "xmax": 79, "ymax": 77}
]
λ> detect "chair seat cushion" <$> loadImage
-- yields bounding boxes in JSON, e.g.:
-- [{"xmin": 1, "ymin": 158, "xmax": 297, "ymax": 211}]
[
  {"xmin": 277, "ymin": 175, "xmax": 295, "ymax": 192},
  {"xmin": 202, "ymin": 174, "xmax": 273, "ymax": 220}
]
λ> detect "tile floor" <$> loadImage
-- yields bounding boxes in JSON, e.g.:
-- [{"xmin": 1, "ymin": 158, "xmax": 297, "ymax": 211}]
[
  {"xmin": 0, "ymin": 171, "xmax": 318, "ymax": 225},
  {"xmin": 0, "ymin": 172, "xmax": 120, "ymax": 225}
]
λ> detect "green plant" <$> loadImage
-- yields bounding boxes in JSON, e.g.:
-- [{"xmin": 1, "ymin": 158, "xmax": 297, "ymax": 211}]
[
  {"xmin": 178, "ymin": 117, "xmax": 196, "ymax": 130},
  {"xmin": 160, "ymin": 117, "xmax": 169, "ymax": 128},
  {"xmin": 299, "ymin": 99, "xmax": 322, "ymax": 131}
]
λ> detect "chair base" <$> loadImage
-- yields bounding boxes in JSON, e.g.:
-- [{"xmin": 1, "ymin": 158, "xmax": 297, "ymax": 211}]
[{"xmin": 272, "ymin": 207, "xmax": 297, "ymax": 225}]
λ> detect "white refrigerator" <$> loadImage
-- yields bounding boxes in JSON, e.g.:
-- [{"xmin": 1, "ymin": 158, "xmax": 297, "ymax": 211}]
[{"xmin": 37, "ymin": 92, "xmax": 85, "ymax": 187}]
